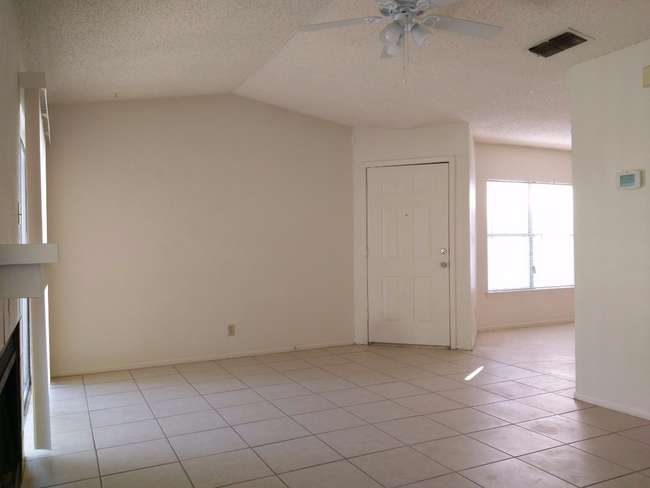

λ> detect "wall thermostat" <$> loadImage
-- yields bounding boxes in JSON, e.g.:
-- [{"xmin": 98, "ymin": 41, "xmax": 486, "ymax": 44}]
[{"xmin": 617, "ymin": 170, "xmax": 642, "ymax": 190}]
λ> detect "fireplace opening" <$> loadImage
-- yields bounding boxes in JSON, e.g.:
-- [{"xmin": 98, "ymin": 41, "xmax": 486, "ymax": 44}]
[{"xmin": 0, "ymin": 325, "xmax": 22, "ymax": 488}]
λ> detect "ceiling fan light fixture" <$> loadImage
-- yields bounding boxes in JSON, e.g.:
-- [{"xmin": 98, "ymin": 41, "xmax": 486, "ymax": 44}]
[
  {"xmin": 379, "ymin": 21, "xmax": 403, "ymax": 46},
  {"xmin": 411, "ymin": 23, "xmax": 434, "ymax": 48},
  {"xmin": 386, "ymin": 36, "xmax": 404, "ymax": 56}
]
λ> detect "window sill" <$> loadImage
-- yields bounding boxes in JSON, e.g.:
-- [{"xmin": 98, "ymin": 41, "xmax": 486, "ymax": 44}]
[{"xmin": 486, "ymin": 286, "xmax": 574, "ymax": 298}]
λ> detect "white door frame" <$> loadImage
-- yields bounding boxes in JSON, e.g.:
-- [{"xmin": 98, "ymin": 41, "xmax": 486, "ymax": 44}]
[{"xmin": 354, "ymin": 156, "xmax": 457, "ymax": 349}]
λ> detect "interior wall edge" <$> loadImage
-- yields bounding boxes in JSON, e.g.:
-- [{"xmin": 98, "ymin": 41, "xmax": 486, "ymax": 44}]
[{"xmin": 574, "ymin": 392, "xmax": 650, "ymax": 421}]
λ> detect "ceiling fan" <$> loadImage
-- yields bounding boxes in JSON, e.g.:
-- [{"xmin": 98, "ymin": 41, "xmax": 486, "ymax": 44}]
[{"xmin": 298, "ymin": 0, "xmax": 502, "ymax": 58}]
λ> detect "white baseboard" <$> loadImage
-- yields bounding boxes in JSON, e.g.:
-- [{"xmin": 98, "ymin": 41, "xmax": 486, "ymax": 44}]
[
  {"xmin": 574, "ymin": 392, "xmax": 650, "ymax": 421},
  {"xmin": 51, "ymin": 340, "xmax": 355, "ymax": 377},
  {"xmin": 478, "ymin": 318, "xmax": 575, "ymax": 332}
]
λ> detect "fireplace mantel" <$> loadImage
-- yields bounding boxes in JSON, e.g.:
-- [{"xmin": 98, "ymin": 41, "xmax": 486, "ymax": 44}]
[
  {"xmin": 0, "ymin": 244, "xmax": 58, "ymax": 298},
  {"xmin": 0, "ymin": 243, "xmax": 58, "ymax": 450}
]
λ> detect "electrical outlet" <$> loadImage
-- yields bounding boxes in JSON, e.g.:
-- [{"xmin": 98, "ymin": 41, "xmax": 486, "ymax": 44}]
[{"xmin": 227, "ymin": 324, "xmax": 235, "ymax": 337}]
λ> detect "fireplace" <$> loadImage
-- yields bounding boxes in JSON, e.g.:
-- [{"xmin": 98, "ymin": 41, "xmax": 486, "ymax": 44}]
[{"xmin": 0, "ymin": 325, "xmax": 22, "ymax": 488}]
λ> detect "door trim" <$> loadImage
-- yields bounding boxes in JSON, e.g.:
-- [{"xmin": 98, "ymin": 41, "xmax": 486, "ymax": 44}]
[{"xmin": 354, "ymin": 157, "xmax": 457, "ymax": 349}]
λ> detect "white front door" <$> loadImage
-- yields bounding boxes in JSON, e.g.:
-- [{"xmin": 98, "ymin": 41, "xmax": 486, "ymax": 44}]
[{"xmin": 367, "ymin": 163, "xmax": 450, "ymax": 346}]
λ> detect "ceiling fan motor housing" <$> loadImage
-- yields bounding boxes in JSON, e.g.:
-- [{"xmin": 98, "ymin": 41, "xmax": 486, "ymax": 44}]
[{"xmin": 376, "ymin": 0, "xmax": 431, "ymax": 17}]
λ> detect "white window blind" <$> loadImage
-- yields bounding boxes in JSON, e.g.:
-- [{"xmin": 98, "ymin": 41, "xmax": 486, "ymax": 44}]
[{"xmin": 487, "ymin": 181, "xmax": 574, "ymax": 291}]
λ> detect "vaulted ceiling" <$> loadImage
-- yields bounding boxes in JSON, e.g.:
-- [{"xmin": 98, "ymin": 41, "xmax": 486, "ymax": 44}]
[{"xmin": 16, "ymin": 0, "xmax": 650, "ymax": 149}]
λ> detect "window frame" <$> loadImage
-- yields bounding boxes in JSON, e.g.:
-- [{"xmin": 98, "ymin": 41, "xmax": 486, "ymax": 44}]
[{"xmin": 486, "ymin": 179, "xmax": 575, "ymax": 293}]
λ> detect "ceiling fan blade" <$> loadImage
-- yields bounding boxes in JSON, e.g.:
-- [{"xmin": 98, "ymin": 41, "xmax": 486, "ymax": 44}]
[
  {"xmin": 427, "ymin": 15, "xmax": 502, "ymax": 40},
  {"xmin": 298, "ymin": 16, "xmax": 386, "ymax": 32}
]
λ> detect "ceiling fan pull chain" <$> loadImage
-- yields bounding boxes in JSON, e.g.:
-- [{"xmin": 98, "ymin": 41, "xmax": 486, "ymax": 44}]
[{"xmin": 402, "ymin": 25, "xmax": 407, "ymax": 83}]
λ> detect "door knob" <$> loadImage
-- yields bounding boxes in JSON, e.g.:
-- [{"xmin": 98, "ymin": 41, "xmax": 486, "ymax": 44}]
[
  {"xmin": 440, "ymin": 248, "xmax": 448, "ymax": 255},
  {"xmin": 440, "ymin": 262, "xmax": 447, "ymax": 268}
]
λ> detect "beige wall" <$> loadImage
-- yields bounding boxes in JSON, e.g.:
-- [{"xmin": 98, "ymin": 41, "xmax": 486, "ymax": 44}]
[
  {"xmin": 47, "ymin": 94, "xmax": 355, "ymax": 375},
  {"xmin": 352, "ymin": 124, "xmax": 477, "ymax": 349},
  {"xmin": 475, "ymin": 143, "xmax": 574, "ymax": 330},
  {"xmin": 0, "ymin": 0, "xmax": 24, "ymax": 344},
  {"xmin": 571, "ymin": 39, "xmax": 650, "ymax": 418}
]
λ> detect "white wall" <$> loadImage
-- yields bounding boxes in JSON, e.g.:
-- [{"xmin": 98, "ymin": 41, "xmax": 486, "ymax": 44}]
[
  {"xmin": 47, "ymin": 94, "xmax": 355, "ymax": 375},
  {"xmin": 352, "ymin": 124, "xmax": 477, "ymax": 349},
  {"xmin": 0, "ymin": 0, "xmax": 24, "ymax": 344},
  {"xmin": 571, "ymin": 39, "xmax": 650, "ymax": 418},
  {"xmin": 475, "ymin": 143, "xmax": 574, "ymax": 330}
]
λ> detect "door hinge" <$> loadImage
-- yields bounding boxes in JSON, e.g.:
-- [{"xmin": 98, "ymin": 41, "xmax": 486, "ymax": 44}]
[
  {"xmin": 367, "ymin": 310, "xmax": 369, "ymax": 321},
  {"xmin": 365, "ymin": 179, "xmax": 368, "ymax": 192},
  {"xmin": 366, "ymin": 245, "xmax": 368, "ymax": 257}
]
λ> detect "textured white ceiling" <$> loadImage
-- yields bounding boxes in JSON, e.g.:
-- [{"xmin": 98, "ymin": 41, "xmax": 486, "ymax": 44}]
[{"xmin": 17, "ymin": 0, "xmax": 650, "ymax": 149}]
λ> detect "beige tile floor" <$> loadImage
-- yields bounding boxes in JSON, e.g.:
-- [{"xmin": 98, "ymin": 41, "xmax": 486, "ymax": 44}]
[{"xmin": 21, "ymin": 323, "xmax": 650, "ymax": 488}]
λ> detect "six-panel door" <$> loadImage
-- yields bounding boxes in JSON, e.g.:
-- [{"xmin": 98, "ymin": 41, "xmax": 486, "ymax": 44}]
[{"xmin": 367, "ymin": 163, "xmax": 450, "ymax": 346}]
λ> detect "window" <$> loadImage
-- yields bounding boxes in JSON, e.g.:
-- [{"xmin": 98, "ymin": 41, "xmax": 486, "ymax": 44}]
[{"xmin": 487, "ymin": 180, "xmax": 574, "ymax": 291}]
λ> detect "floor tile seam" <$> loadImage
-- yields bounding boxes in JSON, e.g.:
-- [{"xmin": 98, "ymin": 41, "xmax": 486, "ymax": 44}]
[
  {"xmin": 236, "ymin": 430, "xmax": 315, "ymax": 449},
  {"xmin": 23, "ymin": 446, "xmax": 98, "ymax": 466},
  {"xmin": 289, "ymin": 456, "xmax": 390, "ymax": 486},
  {"xmin": 180, "ymin": 373, "xmax": 239, "ymax": 384},
  {"xmin": 92, "ymin": 420, "xmax": 168, "ymax": 450},
  {"xmin": 582, "ymin": 472, "xmax": 650, "ymax": 487},
  {"xmin": 363, "ymin": 386, "xmax": 435, "ymax": 402},
  {"xmin": 566, "ymin": 437, "xmax": 650, "ymax": 472},
  {"xmin": 514, "ymin": 450, "xmax": 631, "ymax": 487},
  {"xmin": 456, "ymin": 457, "xmax": 581, "ymax": 488},
  {"xmin": 395, "ymin": 401, "xmax": 468, "ymax": 416},
  {"xmin": 87, "ymin": 403, "xmax": 155, "ymax": 429},
  {"xmin": 288, "ymin": 411, "xmax": 369, "ymax": 435},
  {"xmin": 473, "ymin": 381, "xmax": 548, "ymax": 395},
  {"xmin": 465, "ymin": 427, "xmax": 568, "ymax": 459},
  {"xmin": 434, "ymin": 394, "xmax": 510, "ymax": 408},
  {"xmin": 220, "ymin": 476, "xmax": 290, "ymax": 488},
  {"xmin": 207, "ymin": 396, "xmax": 269, "ymax": 410},
  {"xmin": 97, "ymin": 460, "xmax": 182, "ymax": 483},
  {"xmin": 82, "ymin": 370, "xmax": 135, "ymax": 386},
  {"xmin": 86, "ymin": 407, "xmax": 103, "ymax": 488},
  {"xmin": 132, "ymin": 376, "xmax": 196, "ymax": 392},
  {"xmin": 507, "ymin": 363, "xmax": 570, "ymax": 375},
  {"xmin": 618, "ymin": 428, "xmax": 650, "ymax": 446},
  {"xmin": 135, "ymin": 378, "xmax": 193, "ymax": 391},
  {"xmin": 254, "ymin": 392, "xmax": 314, "ymax": 403},
  {"xmin": 166, "ymin": 423, "xmax": 252, "ymax": 463},
  {"xmin": 447, "ymin": 359, "xmax": 510, "ymax": 369},
  {"xmin": 408, "ymin": 437, "xmax": 514, "ymax": 473},
  {"xmin": 508, "ymin": 398, "xmax": 577, "ymax": 413},
  {"xmin": 341, "ymin": 398, "xmax": 421, "ymax": 419},
  {"xmin": 512, "ymin": 420, "xmax": 614, "ymax": 444},
  {"xmin": 555, "ymin": 413, "xmax": 623, "ymax": 433},
  {"xmin": 511, "ymin": 384, "xmax": 574, "ymax": 394},
  {"xmin": 39, "ymin": 475, "xmax": 102, "ymax": 488},
  {"xmin": 425, "ymin": 470, "xmax": 488, "ymax": 488},
  {"xmin": 315, "ymin": 428, "xmax": 408, "ymax": 458},
  {"xmin": 284, "ymin": 457, "xmax": 368, "ymax": 480},
  {"xmin": 346, "ymin": 445, "xmax": 451, "ymax": 487},
  {"xmin": 214, "ymin": 412, "xmax": 288, "ymax": 428}
]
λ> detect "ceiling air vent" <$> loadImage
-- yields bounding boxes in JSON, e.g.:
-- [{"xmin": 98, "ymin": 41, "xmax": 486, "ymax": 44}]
[{"xmin": 529, "ymin": 31, "xmax": 588, "ymax": 58}]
